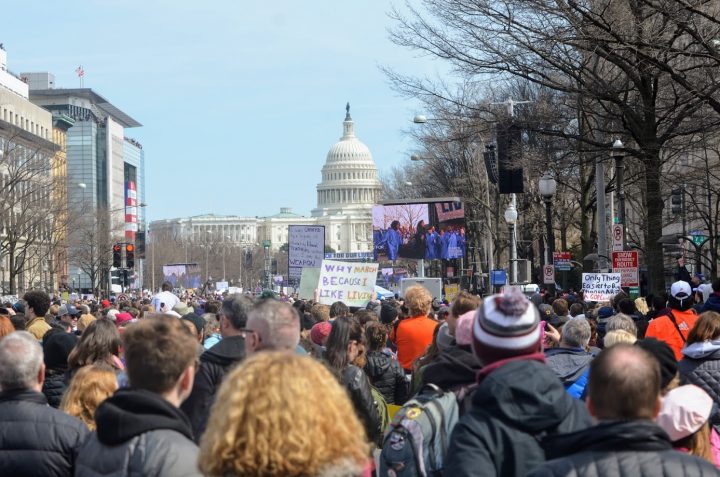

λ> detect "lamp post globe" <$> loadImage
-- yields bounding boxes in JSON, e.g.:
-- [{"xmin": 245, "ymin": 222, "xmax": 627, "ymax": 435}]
[{"xmin": 538, "ymin": 172, "xmax": 557, "ymax": 200}]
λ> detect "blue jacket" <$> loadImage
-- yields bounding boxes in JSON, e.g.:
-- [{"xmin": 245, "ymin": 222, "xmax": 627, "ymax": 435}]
[
  {"xmin": 386, "ymin": 229, "xmax": 402, "ymax": 261},
  {"xmin": 544, "ymin": 347, "xmax": 594, "ymax": 400}
]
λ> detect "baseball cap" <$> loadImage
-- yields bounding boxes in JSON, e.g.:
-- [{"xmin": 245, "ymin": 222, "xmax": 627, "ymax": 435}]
[
  {"xmin": 57, "ymin": 304, "xmax": 79, "ymax": 317},
  {"xmin": 657, "ymin": 385, "xmax": 713, "ymax": 441},
  {"xmin": 671, "ymin": 281, "xmax": 692, "ymax": 299}
]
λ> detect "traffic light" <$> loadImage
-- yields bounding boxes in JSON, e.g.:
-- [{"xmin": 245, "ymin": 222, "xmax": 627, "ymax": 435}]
[
  {"xmin": 112, "ymin": 244, "xmax": 122, "ymax": 268},
  {"xmin": 125, "ymin": 244, "xmax": 135, "ymax": 268},
  {"xmin": 671, "ymin": 187, "xmax": 683, "ymax": 214}
]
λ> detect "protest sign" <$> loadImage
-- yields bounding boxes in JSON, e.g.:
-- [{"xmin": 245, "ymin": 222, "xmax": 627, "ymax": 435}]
[
  {"xmin": 288, "ymin": 225, "xmax": 325, "ymax": 282},
  {"xmin": 317, "ymin": 260, "xmax": 379, "ymax": 307},
  {"xmin": 444, "ymin": 283, "xmax": 460, "ymax": 302},
  {"xmin": 582, "ymin": 273, "xmax": 621, "ymax": 302},
  {"xmin": 611, "ymin": 251, "xmax": 639, "ymax": 287},
  {"xmin": 215, "ymin": 281, "xmax": 229, "ymax": 292},
  {"xmin": 298, "ymin": 267, "xmax": 321, "ymax": 300}
]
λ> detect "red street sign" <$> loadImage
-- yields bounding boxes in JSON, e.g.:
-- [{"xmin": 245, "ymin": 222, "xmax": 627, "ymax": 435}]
[{"xmin": 612, "ymin": 251, "xmax": 639, "ymax": 287}]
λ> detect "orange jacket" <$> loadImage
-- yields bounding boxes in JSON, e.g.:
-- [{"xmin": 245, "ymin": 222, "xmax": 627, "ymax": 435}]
[
  {"xmin": 391, "ymin": 315, "xmax": 438, "ymax": 371},
  {"xmin": 645, "ymin": 308, "xmax": 698, "ymax": 361}
]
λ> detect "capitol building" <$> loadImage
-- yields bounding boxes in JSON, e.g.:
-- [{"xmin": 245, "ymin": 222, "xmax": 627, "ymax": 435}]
[{"xmin": 150, "ymin": 104, "xmax": 382, "ymax": 253}]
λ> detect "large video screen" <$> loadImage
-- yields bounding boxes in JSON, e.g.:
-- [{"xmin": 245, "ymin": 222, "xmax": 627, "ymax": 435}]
[
  {"xmin": 372, "ymin": 200, "xmax": 465, "ymax": 262},
  {"xmin": 162, "ymin": 263, "xmax": 202, "ymax": 289}
]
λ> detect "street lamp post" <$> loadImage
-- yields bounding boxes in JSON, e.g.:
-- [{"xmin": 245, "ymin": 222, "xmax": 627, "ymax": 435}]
[
  {"xmin": 612, "ymin": 139, "xmax": 626, "ymax": 250},
  {"xmin": 504, "ymin": 195, "xmax": 518, "ymax": 284},
  {"xmin": 539, "ymin": 172, "xmax": 557, "ymax": 293}
]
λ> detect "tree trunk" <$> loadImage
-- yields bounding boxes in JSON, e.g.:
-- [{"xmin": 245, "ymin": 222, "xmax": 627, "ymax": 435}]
[{"xmin": 644, "ymin": 154, "xmax": 665, "ymax": 294}]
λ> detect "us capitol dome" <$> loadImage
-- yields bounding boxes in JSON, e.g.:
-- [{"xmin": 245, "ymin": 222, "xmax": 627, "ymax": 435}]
[{"xmin": 311, "ymin": 104, "xmax": 382, "ymax": 252}]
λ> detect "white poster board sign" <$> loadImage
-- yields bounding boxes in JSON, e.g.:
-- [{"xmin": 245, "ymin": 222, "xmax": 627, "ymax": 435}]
[
  {"xmin": 215, "ymin": 281, "xmax": 229, "ymax": 292},
  {"xmin": 582, "ymin": 273, "xmax": 621, "ymax": 302},
  {"xmin": 288, "ymin": 225, "xmax": 325, "ymax": 283},
  {"xmin": 317, "ymin": 260, "xmax": 378, "ymax": 307}
]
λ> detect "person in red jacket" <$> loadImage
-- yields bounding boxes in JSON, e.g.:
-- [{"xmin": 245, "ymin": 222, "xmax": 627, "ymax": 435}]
[
  {"xmin": 646, "ymin": 281, "xmax": 699, "ymax": 361},
  {"xmin": 391, "ymin": 285, "xmax": 437, "ymax": 371}
]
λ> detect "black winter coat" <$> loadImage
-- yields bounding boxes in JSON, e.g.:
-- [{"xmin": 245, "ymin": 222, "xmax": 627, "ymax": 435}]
[
  {"xmin": 364, "ymin": 350, "xmax": 408, "ymax": 405},
  {"xmin": 180, "ymin": 335, "xmax": 245, "ymax": 441},
  {"xmin": 75, "ymin": 388, "xmax": 202, "ymax": 477},
  {"xmin": 42, "ymin": 368, "xmax": 69, "ymax": 408},
  {"xmin": 444, "ymin": 360, "xmax": 592, "ymax": 477},
  {"xmin": 420, "ymin": 342, "xmax": 482, "ymax": 391},
  {"xmin": 341, "ymin": 364, "xmax": 382, "ymax": 446},
  {"xmin": 0, "ymin": 389, "xmax": 88, "ymax": 477},
  {"xmin": 528, "ymin": 420, "xmax": 719, "ymax": 477}
]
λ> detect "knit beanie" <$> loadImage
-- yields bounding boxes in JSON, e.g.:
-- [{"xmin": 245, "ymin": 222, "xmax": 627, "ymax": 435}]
[
  {"xmin": 43, "ymin": 331, "xmax": 78, "ymax": 370},
  {"xmin": 455, "ymin": 310, "xmax": 476, "ymax": 347},
  {"xmin": 380, "ymin": 301, "xmax": 398, "ymax": 325},
  {"xmin": 635, "ymin": 338, "xmax": 678, "ymax": 389},
  {"xmin": 472, "ymin": 288, "xmax": 541, "ymax": 365},
  {"xmin": 310, "ymin": 321, "xmax": 332, "ymax": 346}
]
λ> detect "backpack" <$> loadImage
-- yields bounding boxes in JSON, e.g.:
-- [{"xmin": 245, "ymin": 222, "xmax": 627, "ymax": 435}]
[
  {"xmin": 379, "ymin": 383, "xmax": 474, "ymax": 477},
  {"xmin": 371, "ymin": 384, "xmax": 390, "ymax": 443}
]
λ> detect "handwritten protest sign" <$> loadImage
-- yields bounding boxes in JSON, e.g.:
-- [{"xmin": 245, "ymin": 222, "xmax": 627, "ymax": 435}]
[
  {"xmin": 582, "ymin": 273, "xmax": 621, "ymax": 302},
  {"xmin": 317, "ymin": 260, "xmax": 379, "ymax": 307},
  {"xmin": 298, "ymin": 268, "xmax": 321, "ymax": 300},
  {"xmin": 288, "ymin": 225, "xmax": 325, "ymax": 282}
]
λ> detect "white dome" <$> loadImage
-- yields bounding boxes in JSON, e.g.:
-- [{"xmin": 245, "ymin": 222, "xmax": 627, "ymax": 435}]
[
  {"xmin": 325, "ymin": 137, "xmax": 373, "ymax": 164},
  {"xmin": 312, "ymin": 104, "xmax": 382, "ymax": 218}
]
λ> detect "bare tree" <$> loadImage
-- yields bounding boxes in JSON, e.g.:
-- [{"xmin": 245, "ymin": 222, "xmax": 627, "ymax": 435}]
[
  {"xmin": 387, "ymin": 0, "xmax": 720, "ymax": 292},
  {"xmin": 68, "ymin": 206, "xmax": 124, "ymax": 295}
]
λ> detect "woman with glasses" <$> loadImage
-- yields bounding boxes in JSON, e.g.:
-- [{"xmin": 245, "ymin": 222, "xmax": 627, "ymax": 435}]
[{"xmin": 325, "ymin": 315, "xmax": 383, "ymax": 446}]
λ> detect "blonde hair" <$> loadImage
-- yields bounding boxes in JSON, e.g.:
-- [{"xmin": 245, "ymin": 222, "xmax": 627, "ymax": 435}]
[
  {"xmin": 199, "ymin": 352, "xmax": 370, "ymax": 477},
  {"xmin": 404, "ymin": 285, "xmax": 433, "ymax": 317},
  {"xmin": 76, "ymin": 314, "xmax": 97, "ymax": 333},
  {"xmin": 634, "ymin": 297, "xmax": 649, "ymax": 316},
  {"xmin": 60, "ymin": 364, "xmax": 118, "ymax": 430},
  {"xmin": 603, "ymin": 329, "xmax": 637, "ymax": 347}
]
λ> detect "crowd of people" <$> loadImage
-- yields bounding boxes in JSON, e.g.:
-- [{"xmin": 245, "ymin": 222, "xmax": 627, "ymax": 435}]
[{"xmin": 2, "ymin": 277, "xmax": 720, "ymax": 475}]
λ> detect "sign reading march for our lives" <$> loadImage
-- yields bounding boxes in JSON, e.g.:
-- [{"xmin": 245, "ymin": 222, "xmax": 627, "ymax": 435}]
[
  {"xmin": 582, "ymin": 273, "xmax": 621, "ymax": 302},
  {"xmin": 288, "ymin": 225, "xmax": 325, "ymax": 283},
  {"xmin": 317, "ymin": 260, "xmax": 379, "ymax": 307}
]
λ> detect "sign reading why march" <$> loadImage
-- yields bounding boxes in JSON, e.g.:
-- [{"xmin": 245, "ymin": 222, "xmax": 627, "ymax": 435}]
[
  {"xmin": 288, "ymin": 225, "xmax": 325, "ymax": 282},
  {"xmin": 582, "ymin": 273, "xmax": 621, "ymax": 302},
  {"xmin": 317, "ymin": 260, "xmax": 379, "ymax": 307}
]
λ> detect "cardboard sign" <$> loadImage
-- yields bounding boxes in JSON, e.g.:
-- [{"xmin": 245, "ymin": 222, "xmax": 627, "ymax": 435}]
[
  {"xmin": 298, "ymin": 267, "xmax": 321, "ymax": 300},
  {"xmin": 582, "ymin": 273, "xmax": 621, "ymax": 302},
  {"xmin": 215, "ymin": 281, "xmax": 229, "ymax": 292},
  {"xmin": 288, "ymin": 225, "xmax": 325, "ymax": 282},
  {"xmin": 317, "ymin": 260, "xmax": 379, "ymax": 307},
  {"xmin": 612, "ymin": 251, "xmax": 639, "ymax": 287}
]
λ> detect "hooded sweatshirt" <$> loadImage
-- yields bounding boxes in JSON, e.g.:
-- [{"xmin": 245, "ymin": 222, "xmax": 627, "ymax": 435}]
[
  {"xmin": 180, "ymin": 335, "xmax": 245, "ymax": 440},
  {"xmin": 420, "ymin": 343, "xmax": 482, "ymax": 391},
  {"xmin": 445, "ymin": 360, "xmax": 592, "ymax": 477},
  {"xmin": 75, "ymin": 388, "xmax": 201, "ymax": 477}
]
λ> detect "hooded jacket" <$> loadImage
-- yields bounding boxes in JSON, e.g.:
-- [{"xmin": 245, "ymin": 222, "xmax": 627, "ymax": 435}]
[
  {"xmin": 0, "ymin": 389, "xmax": 87, "ymax": 477},
  {"xmin": 420, "ymin": 342, "xmax": 482, "ymax": 392},
  {"xmin": 679, "ymin": 340, "xmax": 720, "ymax": 425},
  {"xmin": 444, "ymin": 360, "xmax": 592, "ymax": 477},
  {"xmin": 528, "ymin": 420, "xmax": 718, "ymax": 477},
  {"xmin": 75, "ymin": 388, "xmax": 201, "ymax": 477},
  {"xmin": 544, "ymin": 347, "xmax": 593, "ymax": 399},
  {"xmin": 180, "ymin": 335, "xmax": 245, "ymax": 441},
  {"xmin": 364, "ymin": 349, "xmax": 408, "ymax": 405}
]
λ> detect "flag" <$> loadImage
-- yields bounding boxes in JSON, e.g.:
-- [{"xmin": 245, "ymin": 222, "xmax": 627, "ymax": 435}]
[{"xmin": 75, "ymin": 66, "xmax": 84, "ymax": 78}]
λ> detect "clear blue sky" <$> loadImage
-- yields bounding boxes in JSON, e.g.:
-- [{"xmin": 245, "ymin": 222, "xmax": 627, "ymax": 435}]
[{"xmin": 3, "ymin": 0, "xmax": 441, "ymax": 221}]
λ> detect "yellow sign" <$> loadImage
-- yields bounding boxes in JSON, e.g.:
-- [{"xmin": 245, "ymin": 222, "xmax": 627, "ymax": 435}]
[{"xmin": 444, "ymin": 284, "xmax": 460, "ymax": 302}]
